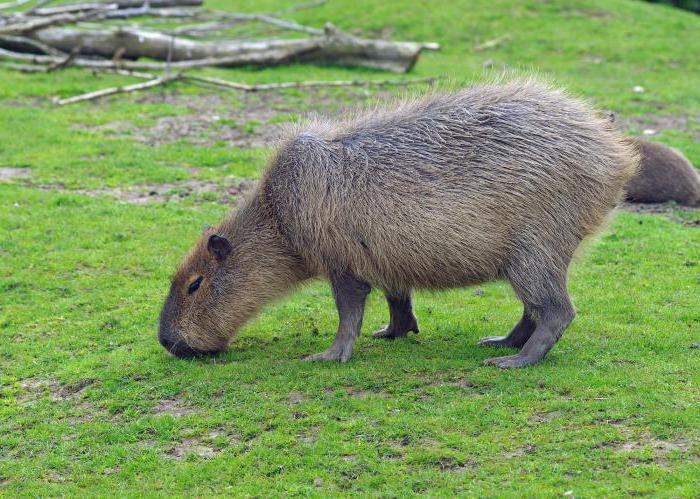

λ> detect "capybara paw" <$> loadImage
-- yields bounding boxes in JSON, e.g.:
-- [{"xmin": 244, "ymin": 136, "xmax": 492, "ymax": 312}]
[
  {"xmin": 372, "ymin": 326, "xmax": 405, "ymax": 340},
  {"xmin": 483, "ymin": 353, "xmax": 539, "ymax": 369},
  {"xmin": 478, "ymin": 336, "xmax": 518, "ymax": 348},
  {"xmin": 372, "ymin": 321, "xmax": 419, "ymax": 340},
  {"xmin": 303, "ymin": 347, "xmax": 352, "ymax": 363}
]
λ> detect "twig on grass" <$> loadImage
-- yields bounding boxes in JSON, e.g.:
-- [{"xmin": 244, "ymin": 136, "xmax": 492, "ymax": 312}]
[
  {"xmin": 54, "ymin": 73, "xmax": 437, "ymax": 105},
  {"xmin": 184, "ymin": 74, "xmax": 437, "ymax": 92},
  {"xmin": 54, "ymin": 73, "xmax": 181, "ymax": 105}
]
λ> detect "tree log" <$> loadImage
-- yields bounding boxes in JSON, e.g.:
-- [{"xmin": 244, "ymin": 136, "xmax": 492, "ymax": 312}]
[{"xmin": 26, "ymin": 22, "xmax": 425, "ymax": 72}]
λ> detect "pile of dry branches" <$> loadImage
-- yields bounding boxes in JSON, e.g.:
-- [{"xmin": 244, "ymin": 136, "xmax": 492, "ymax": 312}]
[{"xmin": 0, "ymin": 0, "xmax": 439, "ymax": 104}]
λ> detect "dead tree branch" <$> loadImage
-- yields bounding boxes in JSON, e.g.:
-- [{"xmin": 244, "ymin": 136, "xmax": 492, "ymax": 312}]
[
  {"xmin": 55, "ymin": 73, "xmax": 436, "ymax": 105},
  {"xmin": 54, "ymin": 73, "xmax": 180, "ymax": 105},
  {"xmin": 185, "ymin": 74, "xmax": 437, "ymax": 92},
  {"xmin": 25, "ymin": 22, "xmax": 426, "ymax": 72}
]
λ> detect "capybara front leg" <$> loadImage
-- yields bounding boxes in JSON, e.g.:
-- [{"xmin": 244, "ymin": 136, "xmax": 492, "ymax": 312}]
[
  {"xmin": 478, "ymin": 306, "xmax": 535, "ymax": 348},
  {"xmin": 303, "ymin": 272, "xmax": 370, "ymax": 363},
  {"xmin": 372, "ymin": 292, "xmax": 419, "ymax": 340},
  {"xmin": 484, "ymin": 297, "xmax": 575, "ymax": 368}
]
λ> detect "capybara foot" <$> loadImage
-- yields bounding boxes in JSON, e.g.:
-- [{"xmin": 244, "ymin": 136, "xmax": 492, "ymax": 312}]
[
  {"xmin": 483, "ymin": 353, "xmax": 541, "ymax": 368},
  {"xmin": 303, "ymin": 346, "xmax": 353, "ymax": 363},
  {"xmin": 478, "ymin": 336, "xmax": 521, "ymax": 348},
  {"xmin": 372, "ymin": 321, "xmax": 419, "ymax": 340}
]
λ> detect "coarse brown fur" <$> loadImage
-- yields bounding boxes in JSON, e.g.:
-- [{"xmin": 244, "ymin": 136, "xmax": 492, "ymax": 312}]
[
  {"xmin": 626, "ymin": 139, "xmax": 700, "ymax": 206},
  {"xmin": 159, "ymin": 79, "xmax": 639, "ymax": 368}
]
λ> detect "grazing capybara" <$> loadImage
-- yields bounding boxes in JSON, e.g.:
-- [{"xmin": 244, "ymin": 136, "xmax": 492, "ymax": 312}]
[
  {"xmin": 159, "ymin": 80, "xmax": 639, "ymax": 368},
  {"xmin": 626, "ymin": 139, "xmax": 700, "ymax": 206}
]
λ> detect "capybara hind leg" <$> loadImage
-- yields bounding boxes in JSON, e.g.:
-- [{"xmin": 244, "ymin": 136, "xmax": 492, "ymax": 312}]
[
  {"xmin": 484, "ymin": 292, "xmax": 575, "ymax": 368},
  {"xmin": 479, "ymin": 307, "xmax": 535, "ymax": 348},
  {"xmin": 485, "ymin": 263, "xmax": 575, "ymax": 368},
  {"xmin": 303, "ymin": 272, "xmax": 370, "ymax": 363},
  {"xmin": 373, "ymin": 292, "xmax": 419, "ymax": 340}
]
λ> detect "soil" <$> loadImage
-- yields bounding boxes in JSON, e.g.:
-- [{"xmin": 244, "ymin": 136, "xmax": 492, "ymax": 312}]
[{"xmin": 78, "ymin": 87, "xmax": 398, "ymax": 148}]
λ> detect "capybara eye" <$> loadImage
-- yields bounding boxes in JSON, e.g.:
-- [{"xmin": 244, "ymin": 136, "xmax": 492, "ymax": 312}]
[{"xmin": 188, "ymin": 276, "xmax": 203, "ymax": 295}]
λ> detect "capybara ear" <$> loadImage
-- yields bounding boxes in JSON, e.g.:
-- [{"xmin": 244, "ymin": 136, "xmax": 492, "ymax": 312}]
[{"xmin": 207, "ymin": 234, "xmax": 232, "ymax": 261}]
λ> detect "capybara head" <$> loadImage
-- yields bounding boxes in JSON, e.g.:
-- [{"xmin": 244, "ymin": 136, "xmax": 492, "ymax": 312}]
[{"xmin": 158, "ymin": 194, "xmax": 308, "ymax": 358}]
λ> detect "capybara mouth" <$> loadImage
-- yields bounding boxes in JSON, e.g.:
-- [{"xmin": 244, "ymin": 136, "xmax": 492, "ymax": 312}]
[{"xmin": 159, "ymin": 332, "xmax": 222, "ymax": 359}]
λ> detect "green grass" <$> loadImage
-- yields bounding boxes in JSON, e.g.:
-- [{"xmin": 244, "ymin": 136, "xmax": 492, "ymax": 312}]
[{"xmin": 1, "ymin": 0, "xmax": 699, "ymax": 495}]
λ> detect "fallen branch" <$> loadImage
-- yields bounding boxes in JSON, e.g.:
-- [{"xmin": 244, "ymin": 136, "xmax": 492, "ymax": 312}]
[
  {"xmin": 46, "ymin": 43, "xmax": 80, "ymax": 71},
  {"xmin": 54, "ymin": 73, "xmax": 180, "ymax": 105},
  {"xmin": 473, "ymin": 35, "xmax": 511, "ymax": 52},
  {"xmin": 167, "ymin": 13, "xmax": 323, "ymax": 37},
  {"xmin": 185, "ymin": 74, "xmax": 437, "ymax": 92},
  {"xmin": 54, "ymin": 72, "xmax": 436, "ymax": 105},
  {"xmin": 25, "ymin": 22, "xmax": 428, "ymax": 72},
  {"xmin": 33, "ymin": 0, "xmax": 201, "ymax": 14},
  {"xmin": 0, "ymin": 8, "xmax": 114, "ymax": 35},
  {"xmin": 0, "ymin": 0, "xmax": 31, "ymax": 10}
]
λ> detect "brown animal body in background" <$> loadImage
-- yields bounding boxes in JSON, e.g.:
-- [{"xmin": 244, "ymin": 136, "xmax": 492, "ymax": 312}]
[
  {"xmin": 626, "ymin": 139, "xmax": 700, "ymax": 206},
  {"xmin": 159, "ymin": 80, "xmax": 639, "ymax": 368}
]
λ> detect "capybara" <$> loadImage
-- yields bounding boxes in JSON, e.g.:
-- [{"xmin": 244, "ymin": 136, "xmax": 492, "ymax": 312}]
[
  {"xmin": 159, "ymin": 80, "xmax": 639, "ymax": 368},
  {"xmin": 626, "ymin": 139, "xmax": 700, "ymax": 206}
]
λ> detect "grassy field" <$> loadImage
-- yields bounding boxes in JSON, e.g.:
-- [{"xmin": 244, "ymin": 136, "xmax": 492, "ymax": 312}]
[{"xmin": 1, "ymin": 0, "xmax": 699, "ymax": 495}]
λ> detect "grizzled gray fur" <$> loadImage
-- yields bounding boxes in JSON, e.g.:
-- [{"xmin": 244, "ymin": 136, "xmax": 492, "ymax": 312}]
[{"xmin": 159, "ymin": 79, "xmax": 639, "ymax": 368}]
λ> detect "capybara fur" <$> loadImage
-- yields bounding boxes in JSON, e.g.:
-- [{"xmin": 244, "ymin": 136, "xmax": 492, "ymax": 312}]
[
  {"xmin": 626, "ymin": 139, "xmax": 700, "ymax": 206},
  {"xmin": 159, "ymin": 80, "xmax": 639, "ymax": 368}
]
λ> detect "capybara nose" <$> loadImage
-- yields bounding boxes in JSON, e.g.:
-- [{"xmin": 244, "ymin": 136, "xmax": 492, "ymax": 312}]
[
  {"xmin": 159, "ymin": 333, "xmax": 201, "ymax": 358},
  {"xmin": 158, "ymin": 322, "xmax": 197, "ymax": 358}
]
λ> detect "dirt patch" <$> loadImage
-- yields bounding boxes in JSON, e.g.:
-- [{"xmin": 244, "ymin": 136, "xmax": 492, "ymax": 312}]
[
  {"xmin": 344, "ymin": 386, "xmax": 389, "ymax": 399},
  {"xmin": 153, "ymin": 396, "xmax": 197, "ymax": 417},
  {"xmin": 620, "ymin": 114, "xmax": 699, "ymax": 140},
  {"xmin": 75, "ymin": 87, "xmax": 401, "ymax": 148},
  {"xmin": 55, "ymin": 378, "xmax": 98, "ymax": 400},
  {"xmin": 0, "ymin": 167, "xmax": 31, "ymax": 182},
  {"xmin": 167, "ymin": 438, "xmax": 220, "ymax": 460},
  {"xmin": 529, "ymin": 410, "xmax": 563, "ymax": 423},
  {"xmin": 621, "ymin": 202, "xmax": 700, "ymax": 227},
  {"xmin": 287, "ymin": 391, "xmax": 305, "ymax": 404},
  {"xmin": 297, "ymin": 425, "xmax": 320, "ymax": 444},
  {"xmin": 41, "ymin": 178, "xmax": 256, "ymax": 205}
]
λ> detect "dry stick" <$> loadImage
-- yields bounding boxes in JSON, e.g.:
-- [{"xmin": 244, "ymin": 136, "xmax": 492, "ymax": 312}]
[
  {"xmin": 0, "ymin": 46, "xmax": 317, "ymax": 70},
  {"xmin": 272, "ymin": 0, "xmax": 326, "ymax": 15},
  {"xmin": 54, "ymin": 73, "xmax": 180, "ymax": 105},
  {"xmin": 473, "ymin": 35, "xmax": 511, "ymax": 52},
  {"xmin": 46, "ymin": 43, "xmax": 80, "ymax": 71},
  {"xmin": 26, "ymin": 0, "xmax": 58, "ymax": 15},
  {"xmin": 34, "ymin": 0, "xmax": 200, "ymax": 13},
  {"xmin": 1, "ymin": 61, "xmax": 47, "ymax": 71},
  {"xmin": 184, "ymin": 74, "xmax": 437, "ymax": 92},
  {"xmin": 0, "ymin": 7, "xmax": 114, "ymax": 35},
  {"xmin": 166, "ymin": 13, "xmax": 322, "ymax": 36},
  {"xmin": 55, "ymin": 73, "xmax": 437, "ymax": 105},
  {"xmin": 0, "ymin": 0, "xmax": 31, "ymax": 10}
]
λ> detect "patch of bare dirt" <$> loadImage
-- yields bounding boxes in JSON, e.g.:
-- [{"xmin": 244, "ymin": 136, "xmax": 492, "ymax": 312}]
[
  {"xmin": 54, "ymin": 378, "xmax": 98, "ymax": 400},
  {"xmin": 621, "ymin": 202, "xmax": 700, "ymax": 227},
  {"xmin": 0, "ymin": 167, "xmax": 31, "ymax": 182},
  {"xmin": 41, "ymin": 178, "xmax": 256, "ymax": 205},
  {"xmin": 167, "ymin": 438, "xmax": 220, "ymax": 460},
  {"xmin": 529, "ymin": 410, "xmax": 563, "ymax": 423},
  {"xmin": 344, "ymin": 386, "xmax": 389, "ymax": 399},
  {"xmin": 297, "ymin": 425, "xmax": 320, "ymax": 444},
  {"xmin": 287, "ymin": 391, "xmax": 305, "ymax": 404},
  {"xmin": 74, "ymin": 87, "xmax": 400, "ymax": 148},
  {"xmin": 153, "ymin": 396, "xmax": 197, "ymax": 417}
]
